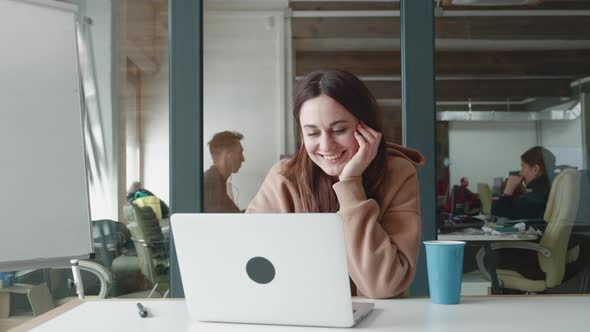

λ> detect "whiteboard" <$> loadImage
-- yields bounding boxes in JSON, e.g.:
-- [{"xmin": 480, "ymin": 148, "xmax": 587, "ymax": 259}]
[{"xmin": 0, "ymin": 0, "xmax": 92, "ymax": 271}]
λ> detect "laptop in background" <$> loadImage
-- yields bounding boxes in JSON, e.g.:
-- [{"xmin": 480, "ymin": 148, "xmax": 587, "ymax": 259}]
[{"xmin": 171, "ymin": 213, "xmax": 373, "ymax": 328}]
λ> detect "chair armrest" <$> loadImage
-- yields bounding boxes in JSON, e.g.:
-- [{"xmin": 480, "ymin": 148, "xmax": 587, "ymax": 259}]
[
  {"xmin": 130, "ymin": 237, "xmax": 166, "ymax": 247},
  {"xmin": 476, "ymin": 242, "xmax": 552, "ymax": 281},
  {"xmin": 78, "ymin": 260, "xmax": 112, "ymax": 299},
  {"xmin": 491, "ymin": 242, "xmax": 551, "ymax": 257},
  {"xmin": 131, "ymin": 237, "xmax": 145, "ymax": 244},
  {"xmin": 50, "ymin": 260, "xmax": 112, "ymax": 299}
]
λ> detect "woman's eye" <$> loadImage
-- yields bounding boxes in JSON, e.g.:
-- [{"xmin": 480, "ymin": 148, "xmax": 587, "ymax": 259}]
[
  {"xmin": 333, "ymin": 128, "xmax": 346, "ymax": 134},
  {"xmin": 306, "ymin": 132, "xmax": 320, "ymax": 137}
]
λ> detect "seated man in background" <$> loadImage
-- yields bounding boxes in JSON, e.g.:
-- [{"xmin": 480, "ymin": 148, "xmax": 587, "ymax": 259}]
[
  {"xmin": 491, "ymin": 146, "xmax": 555, "ymax": 220},
  {"xmin": 444, "ymin": 177, "xmax": 481, "ymax": 217},
  {"xmin": 204, "ymin": 131, "xmax": 245, "ymax": 213}
]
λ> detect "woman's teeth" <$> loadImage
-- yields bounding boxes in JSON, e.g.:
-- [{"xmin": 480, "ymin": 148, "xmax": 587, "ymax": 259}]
[{"xmin": 323, "ymin": 152, "xmax": 343, "ymax": 161}]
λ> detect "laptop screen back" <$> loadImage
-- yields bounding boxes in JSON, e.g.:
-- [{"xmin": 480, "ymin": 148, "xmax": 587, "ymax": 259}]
[{"xmin": 171, "ymin": 213, "xmax": 355, "ymax": 327}]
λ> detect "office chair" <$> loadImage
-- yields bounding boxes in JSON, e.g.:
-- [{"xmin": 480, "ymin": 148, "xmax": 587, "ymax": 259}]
[
  {"xmin": 90, "ymin": 219, "xmax": 145, "ymax": 297},
  {"xmin": 92, "ymin": 219, "xmax": 133, "ymax": 268},
  {"xmin": 5, "ymin": 260, "xmax": 112, "ymax": 317},
  {"xmin": 574, "ymin": 169, "xmax": 590, "ymax": 225},
  {"xmin": 55, "ymin": 260, "xmax": 112, "ymax": 300},
  {"xmin": 45, "ymin": 221, "xmax": 125, "ymax": 305},
  {"xmin": 132, "ymin": 195, "xmax": 164, "ymax": 222},
  {"xmin": 122, "ymin": 204, "xmax": 170, "ymax": 297},
  {"xmin": 476, "ymin": 168, "xmax": 581, "ymax": 293}
]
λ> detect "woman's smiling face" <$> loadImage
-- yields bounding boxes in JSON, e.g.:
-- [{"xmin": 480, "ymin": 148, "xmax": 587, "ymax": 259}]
[{"xmin": 299, "ymin": 94, "xmax": 360, "ymax": 177}]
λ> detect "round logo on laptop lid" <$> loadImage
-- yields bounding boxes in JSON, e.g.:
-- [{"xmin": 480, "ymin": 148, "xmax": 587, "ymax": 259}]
[{"xmin": 246, "ymin": 256, "xmax": 275, "ymax": 284}]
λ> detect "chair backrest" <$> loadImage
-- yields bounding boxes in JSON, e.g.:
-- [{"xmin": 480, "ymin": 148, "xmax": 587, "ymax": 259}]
[
  {"xmin": 132, "ymin": 195, "xmax": 163, "ymax": 221},
  {"xmin": 539, "ymin": 168, "xmax": 581, "ymax": 287},
  {"xmin": 122, "ymin": 204, "xmax": 167, "ymax": 284},
  {"xmin": 477, "ymin": 183, "xmax": 492, "ymax": 215},
  {"xmin": 575, "ymin": 169, "xmax": 590, "ymax": 224}
]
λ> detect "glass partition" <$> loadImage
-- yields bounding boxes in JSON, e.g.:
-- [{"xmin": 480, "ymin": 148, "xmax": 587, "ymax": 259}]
[
  {"xmin": 202, "ymin": 1, "xmax": 403, "ymax": 214},
  {"xmin": 434, "ymin": 1, "xmax": 590, "ymax": 295}
]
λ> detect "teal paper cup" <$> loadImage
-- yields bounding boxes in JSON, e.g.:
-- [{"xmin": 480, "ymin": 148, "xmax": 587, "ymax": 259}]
[
  {"xmin": 0, "ymin": 271, "xmax": 15, "ymax": 288},
  {"xmin": 424, "ymin": 241, "xmax": 465, "ymax": 304}
]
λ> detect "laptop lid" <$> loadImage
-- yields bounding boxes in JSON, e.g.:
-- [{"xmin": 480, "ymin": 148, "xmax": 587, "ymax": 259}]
[{"xmin": 171, "ymin": 213, "xmax": 356, "ymax": 327}]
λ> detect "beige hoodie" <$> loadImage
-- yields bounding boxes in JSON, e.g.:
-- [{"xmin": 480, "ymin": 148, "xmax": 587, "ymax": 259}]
[{"xmin": 247, "ymin": 143, "xmax": 425, "ymax": 298}]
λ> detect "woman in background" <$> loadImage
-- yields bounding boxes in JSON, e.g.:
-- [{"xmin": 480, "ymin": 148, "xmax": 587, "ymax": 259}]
[
  {"xmin": 247, "ymin": 69, "xmax": 424, "ymax": 299},
  {"xmin": 491, "ymin": 146, "xmax": 556, "ymax": 220}
]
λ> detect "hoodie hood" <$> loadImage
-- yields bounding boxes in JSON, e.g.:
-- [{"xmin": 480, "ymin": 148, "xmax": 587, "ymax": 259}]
[{"xmin": 386, "ymin": 142, "xmax": 425, "ymax": 169}]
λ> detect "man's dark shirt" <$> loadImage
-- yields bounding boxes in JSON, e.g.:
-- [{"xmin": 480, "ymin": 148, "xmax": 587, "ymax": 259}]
[{"xmin": 203, "ymin": 166, "xmax": 241, "ymax": 213}]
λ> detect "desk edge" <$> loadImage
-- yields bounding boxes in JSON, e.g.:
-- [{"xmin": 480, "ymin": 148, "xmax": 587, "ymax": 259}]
[{"xmin": 8, "ymin": 299, "xmax": 83, "ymax": 332}]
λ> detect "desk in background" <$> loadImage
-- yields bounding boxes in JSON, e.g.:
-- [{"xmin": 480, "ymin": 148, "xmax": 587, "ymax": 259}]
[
  {"xmin": 438, "ymin": 232, "xmax": 538, "ymax": 242},
  {"xmin": 438, "ymin": 231, "xmax": 539, "ymax": 294},
  {"xmin": 14, "ymin": 296, "xmax": 590, "ymax": 331}
]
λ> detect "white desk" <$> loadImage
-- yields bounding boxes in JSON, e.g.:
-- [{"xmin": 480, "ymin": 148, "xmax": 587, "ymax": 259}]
[{"xmin": 14, "ymin": 296, "xmax": 589, "ymax": 331}]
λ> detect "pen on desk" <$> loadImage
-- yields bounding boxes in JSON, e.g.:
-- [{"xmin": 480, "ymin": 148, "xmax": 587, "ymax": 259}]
[{"xmin": 137, "ymin": 302, "xmax": 148, "ymax": 318}]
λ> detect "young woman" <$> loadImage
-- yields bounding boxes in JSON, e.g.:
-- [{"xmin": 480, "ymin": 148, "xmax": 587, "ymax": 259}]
[
  {"xmin": 247, "ymin": 70, "xmax": 424, "ymax": 299},
  {"xmin": 491, "ymin": 146, "xmax": 556, "ymax": 220}
]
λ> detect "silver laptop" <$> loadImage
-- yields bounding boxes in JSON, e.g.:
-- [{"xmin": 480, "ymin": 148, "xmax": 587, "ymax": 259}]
[{"xmin": 171, "ymin": 213, "xmax": 374, "ymax": 328}]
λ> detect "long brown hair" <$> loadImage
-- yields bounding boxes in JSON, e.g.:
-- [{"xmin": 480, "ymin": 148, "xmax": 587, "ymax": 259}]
[
  {"xmin": 521, "ymin": 146, "xmax": 556, "ymax": 182},
  {"xmin": 282, "ymin": 70, "xmax": 388, "ymax": 212}
]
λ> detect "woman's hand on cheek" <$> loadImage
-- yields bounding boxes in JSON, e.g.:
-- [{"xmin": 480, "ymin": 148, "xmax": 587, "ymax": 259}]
[
  {"xmin": 503, "ymin": 175, "xmax": 524, "ymax": 195},
  {"xmin": 339, "ymin": 122, "xmax": 382, "ymax": 180}
]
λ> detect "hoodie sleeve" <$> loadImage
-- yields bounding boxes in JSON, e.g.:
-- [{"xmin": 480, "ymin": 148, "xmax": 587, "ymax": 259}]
[
  {"xmin": 333, "ymin": 157, "xmax": 422, "ymax": 299},
  {"xmin": 246, "ymin": 162, "xmax": 296, "ymax": 213}
]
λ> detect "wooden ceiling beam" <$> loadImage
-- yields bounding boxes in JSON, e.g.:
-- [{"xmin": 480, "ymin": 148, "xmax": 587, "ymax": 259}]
[
  {"xmin": 291, "ymin": 16, "xmax": 590, "ymax": 40},
  {"xmin": 357, "ymin": 79, "xmax": 573, "ymax": 99},
  {"xmin": 290, "ymin": 2, "xmax": 399, "ymax": 11},
  {"xmin": 290, "ymin": 0, "xmax": 590, "ymax": 11},
  {"xmin": 292, "ymin": 18, "xmax": 399, "ymax": 39},
  {"xmin": 436, "ymin": 16, "xmax": 590, "ymax": 40},
  {"xmin": 436, "ymin": 79, "xmax": 572, "ymax": 99},
  {"xmin": 441, "ymin": 0, "xmax": 590, "ymax": 10},
  {"xmin": 295, "ymin": 50, "xmax": 590, "ymax": 76}
]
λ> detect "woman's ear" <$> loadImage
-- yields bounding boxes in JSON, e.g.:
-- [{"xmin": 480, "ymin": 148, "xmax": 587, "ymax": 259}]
[{"xmin": 533, "ymin": 164, "xmax": 541, "ymax": 176}]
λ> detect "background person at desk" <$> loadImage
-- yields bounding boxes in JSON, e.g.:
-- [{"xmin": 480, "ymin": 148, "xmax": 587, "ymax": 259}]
[
  {"xmin": 204, "ymin": 131, "xmax": 245, "ymax": 213},
  {"xmin": 491, "ymin": 146, "xmax": 556, "ymax": 220},
  {"xmin": 247, "ymin": 69, "xmax": 424, "ymax": 299},
  {"xmin": 444, "ymin": 177, "xmax": 481, "ymax": 217}
]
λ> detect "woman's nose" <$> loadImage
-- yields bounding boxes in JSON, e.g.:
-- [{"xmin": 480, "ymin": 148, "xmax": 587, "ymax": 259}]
[{"xmin": 319, "ymin": 133, "xmax": 335, "ymax": 151}]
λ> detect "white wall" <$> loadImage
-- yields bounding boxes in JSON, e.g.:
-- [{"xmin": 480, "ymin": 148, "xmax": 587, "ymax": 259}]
[
  {"xmin": 203, "ymin": 12, "xmax": 285, "ymax": 209},
  {"xmin": 140, "ymin": 41, "xmax": 170, "ymax": 204},
  {"xmin": 540, "ymin": 118, "xmax": 584, "ymax": 169},
  {"xmin": 141, "ymin": 57, "xmax": 170, "ymax": 205},
  {"xmin": 448, "ymin": 122, "xmax": 538, "ymax": 192},
  {"xmin": 124, "ymin": 74, "xmax": 140, "ymax": 191},
  {"xmin": 120, "ymin": 0, "xmax": 170, "ymax": 206}
]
